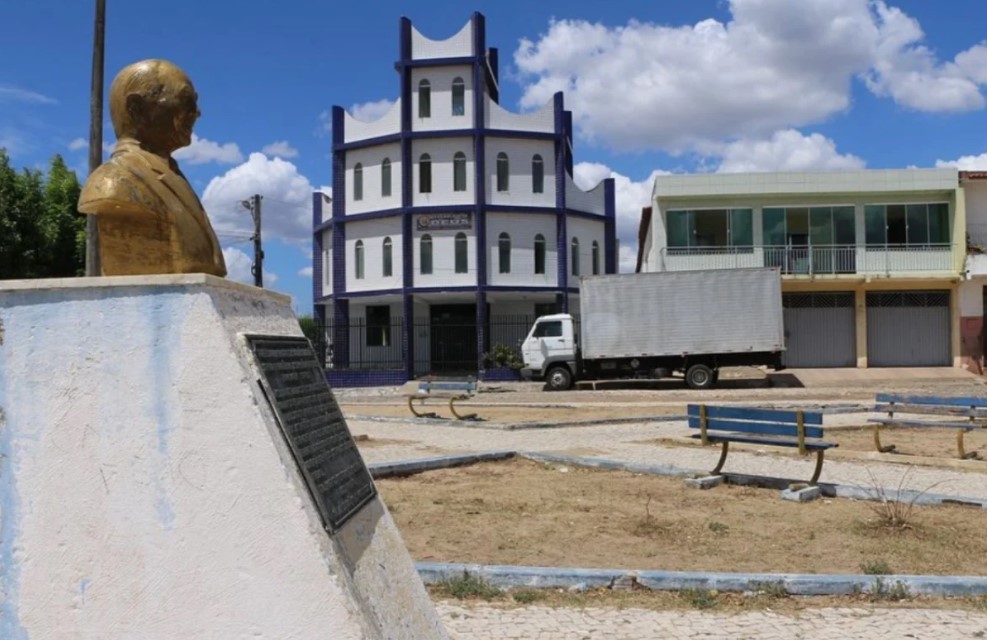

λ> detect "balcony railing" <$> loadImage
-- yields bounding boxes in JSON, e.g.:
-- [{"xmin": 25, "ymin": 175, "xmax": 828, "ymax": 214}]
[{"xmin": 659, "ymin": 244, "xmax": 955, "ymax": 276}]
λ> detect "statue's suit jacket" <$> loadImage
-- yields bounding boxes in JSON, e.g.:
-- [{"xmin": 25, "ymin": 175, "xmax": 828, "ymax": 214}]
[{"xmin": 79, "ymin": 139, "xmax": 227, "ymax": 277}]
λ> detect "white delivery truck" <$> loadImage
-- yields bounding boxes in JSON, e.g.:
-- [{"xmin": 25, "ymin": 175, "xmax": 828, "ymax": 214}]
[{"xmin": 520, "ymin": 268, "xmax": 786, "ymax": 390}]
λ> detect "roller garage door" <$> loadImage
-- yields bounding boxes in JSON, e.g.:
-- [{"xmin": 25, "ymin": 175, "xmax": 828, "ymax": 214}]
[
  {"xmin": 866, "ymin": 291, "xmax": 950, "ymax": 367},
  {"xmin": 782, "ymin": 293, "xmax": 856, "ymax": 367}
]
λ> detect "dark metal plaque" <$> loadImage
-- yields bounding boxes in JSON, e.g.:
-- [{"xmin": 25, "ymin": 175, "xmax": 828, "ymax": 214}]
[{"xmin": 246, "ymin": 335, "xmax": 376, "ymax": 532}]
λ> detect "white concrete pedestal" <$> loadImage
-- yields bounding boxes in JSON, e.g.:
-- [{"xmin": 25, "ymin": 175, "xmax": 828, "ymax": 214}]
[{"xmin": 0, "ymin": 275, "xmax": 446, "ymax": 639}]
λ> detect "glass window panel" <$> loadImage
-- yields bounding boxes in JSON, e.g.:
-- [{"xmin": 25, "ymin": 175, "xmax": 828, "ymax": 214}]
[
  {"xmin": 906, "ymin": 204, "xmax": 929, "ymax": 245},
  {"xmin": 865, "ymin": 205, "xmax": 885, "ymax": 246},
  {"xmin": 499, "ymin": 232, "xmax": 511, "ymax": 274},
  {"xmin": 418, "ymin": 79, "xmax": 430, "ymax": 118},
  {"xmin": 496, "ymin": 153, "xmax": 509, "ymax": 192},
  {"xmin": 420, "ymin": 234, "xmax": 432, "ymax": 274},
  {"xmin": 453, "ymin": 152, "xmax": 467, "ymax": 192},
  {"xmin": 532, "ymin": 155, "xmax": 544, "ymax": 194},
  {"xmin": 886, "ymin": 204, "xmax": 906, "ymax": 245},
  {"xmin": 762, "ymin": 208, "xmax": 786, "ymax": 246},
  {"xmin": 366, "ymin": 305, "xmax": 390, "ymax": 347},
  {"xmin": 455, "ymin": 232, "xmax": 468, "ymax": 273},
  {"xmin": 809, "ymin": 207, "xmax": 834, "ymax": 246},
  {"xmin": 785, "ymin": 208, "xmax": 809, "ymax": 245},
  {"xmin": 833, "ymin": 206, "xmax": 855, "ymax": 245},
  {"xmin": 729, "ymin": 209, "xmax": 753, "ymax": 247},
  {"xmin": 353, "ymin": 163, "xmax": 363, "ymax": 201},
  {"xmin": 451, "ymin": 78, "xmax": 465, "ymax": 116},
  {"xmin": 382, "ymin": 237, "xmax": 392, "ymax": 277},
  {"xmin": 667, "ymin": 210, "xmax": 691, "ymax": 248},
  {"xmin": 929, "ymin": 203, "xmax": 950, "ymax": 244},
  {"xmin": 571, "ymin": 237, "xmax": 580, "ymax": 276},
  {"xmin": 534, "ymin": 234, "xmax": 546, "ymax": 274},
  {"xmin": 419, "ymin": 154, "xmax": 431, "ymax": 193},
  {"xmin": 693, "ymin": 210, "xmax": 728, "ymax": 247},
  {"xmin": 354, "ymin": 240, "xmax": 364, "ymax": 279},
  {"xmin": 381, "ymin": 158, "xmax": 391, "ymax": 197},
  {"xmin": 592, "ymin": 241, "xmax": 600, "ymax": 275}
]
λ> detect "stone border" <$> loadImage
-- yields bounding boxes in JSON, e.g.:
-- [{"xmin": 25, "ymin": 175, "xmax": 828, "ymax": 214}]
[
  {"xmin": 416, "ymin": 562, "xmax": 987, "ymax": 597},
  {"xmin": 368, "ymin": 451, "xmax": 516, "ymax": 478},
  {"xmin": 354, "ymin": 414, "xmax": 687, "ymax": 431}
]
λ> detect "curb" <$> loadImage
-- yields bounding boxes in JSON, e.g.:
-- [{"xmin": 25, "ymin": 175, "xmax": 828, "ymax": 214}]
[
  {"xmin": 368, "ymin": 451, "xmax": 516, "ymax": 478},
  {"xmin": 352, "ymin": 414, "xmax": 685, "ymax": 430},
  {"xmin": 416, "ymin": 562, "xmax": 987, "ymax": 597}
]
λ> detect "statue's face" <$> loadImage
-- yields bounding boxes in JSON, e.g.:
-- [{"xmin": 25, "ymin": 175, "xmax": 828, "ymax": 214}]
[
  {"xmin": 168, "ymin": 81, "xmax": 200, "ymax": 149},
  {"xmin": 128, "ymin": 68, "xmax": 200, "ymax": 154}
]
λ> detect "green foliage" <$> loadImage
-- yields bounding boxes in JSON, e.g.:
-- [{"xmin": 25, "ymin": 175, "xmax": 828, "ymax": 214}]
[
  {"xmin": 707, "ymin": 521, "xmax": 729, "ymax": 535},
  {"xmin": 483, "ymin": 343, "xmax": 523, "ymax": 370},
  {"xmin": 860, "ymin": 560, "xmax": 893, "ymax": 575},
  {"xmin": 0, "ymin": 150, "xmax": 85, "ymax": 279},
  {"xmin": 748, "ymin": 581, "xmax": 788, "ymax": 598},
  {"xmin": 679, "ymin": 588, "xmax": 718, "ymax": 609},
  {"xmin": 297, "ymin": 315, "xmax": 319, "ymax": 344},
  {"xmin": 437, "ymin": 571, "xmax": 503, "ymax": 600},
  {"xmin": 511, "ymin": 588, "xmax": 546, "ymax": 604},
  {"xmin": 869, "ymin": 577, "xmax": 910, "ymax": 601}
]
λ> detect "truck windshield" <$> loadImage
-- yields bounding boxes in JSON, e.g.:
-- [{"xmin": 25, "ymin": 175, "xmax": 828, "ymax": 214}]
[{"xmin": 533, "ymin": 321, "xmax": 562, "ymax": 338}]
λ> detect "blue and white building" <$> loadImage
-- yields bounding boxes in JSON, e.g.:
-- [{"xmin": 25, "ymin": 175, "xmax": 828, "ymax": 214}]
[{"xmin": 312, "ymin": 13, "xmax": 615, "ymax": 385}]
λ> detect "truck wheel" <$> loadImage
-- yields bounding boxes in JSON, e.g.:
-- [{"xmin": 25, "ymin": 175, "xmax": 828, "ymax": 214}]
[
  {"xmin": 685, "ymin": 364, "xmax": 714, "ymax": 390},
  {"xmin": 546, "ymin": 366, "xmax": 573, "ymax": 391}
]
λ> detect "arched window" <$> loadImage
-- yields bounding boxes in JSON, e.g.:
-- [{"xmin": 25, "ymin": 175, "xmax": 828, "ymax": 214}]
[
  {"xmin": 381, "ymin": 158, "xmax": 391, "ymax": 198},
  {"xmin": 354, "ymin": 240, "xmax": 365, "ymax": 280},
  {"xmin": 420, "ymin": 234, "xmax": 433, "ymax": 275},
  {"xmin": 592, "ymin": 241, "xmax": 600, "ymax": 275},
  {"xmin": 455, "ymin": 232, "xmax": 468, "ymax": 274},
  {"xmin": 496, "ymin": 152, "xmax": 509, "ymax": 192},
  {"xmin": 419, "ymin": 153, "xmax": 431, "ymax": 193},
  {"xmin": 532, "ymin": 154, "xmax": 544, "ymax": 194},
  {"xmin": 353, "ymin": 163, "xmax": 363, "ymax": 201},
  {"xmin": 453, "ymin": 151, "xmax": 467, "ymax": 192},
  {"xmin": 382, "ymin": 237, "xmax": 393, "ymax": 277},
  {"xmin": 451, "ymin": 77, "xmax": 465, "ymax": 116},
  {"xmin": 498, "ymin": 232, "xmax": 511, "ymax": 274},
  {"xmin": 418, "ymin": 79, "xmax": 431, "ymax": 118},
  {"xmin": 534, "ymin": 234, "xmax": 546, "ymax": 275},
  {"xmin": 571, "ymin": 237, "xmax": 580, "ymax": 277}
]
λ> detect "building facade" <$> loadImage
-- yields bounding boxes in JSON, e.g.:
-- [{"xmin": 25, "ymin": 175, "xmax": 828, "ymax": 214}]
[
  {"xmin": 313, "ymin": 13, "xmax": 615, "ymax": 386},
  {"xmin": 640, "ymin": 168, "xmax": 975, "ymax": 369}
]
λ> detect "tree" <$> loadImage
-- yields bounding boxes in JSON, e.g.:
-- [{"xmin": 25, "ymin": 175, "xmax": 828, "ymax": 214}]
[{"xmin": 0, "ymin": 150, "xmax": 85, "ymax": 279}]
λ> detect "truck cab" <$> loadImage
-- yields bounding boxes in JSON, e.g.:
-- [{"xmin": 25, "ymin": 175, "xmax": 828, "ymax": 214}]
[{"xmin": 520, "ymin": 314, "xmax": 578, "ymax": 390}]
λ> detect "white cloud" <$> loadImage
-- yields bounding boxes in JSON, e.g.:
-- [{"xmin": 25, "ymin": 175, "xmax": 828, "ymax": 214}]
[
  {"xmin": 936, "ymin": 152, "xmax": 987, "ymax": 171},
  {"xmin": 261, "ymin": 140, "xmax": 299, "ymax": 159},
  {"xmin": 222, "ymin": 246, "xmax": 278, "ymax": 286},
  {"xmin": 174, "ymin": 133, "xmax": 243, "ymax": 165},
  {"xmin": 68, "ymin": 138, "xmax": 88, "ymax": 151},
  {"xmin": 573, "ymin": 162, "xmax": 668, "ymax": 273},
  {"xmin": 298, "ymin": 266, "xmax": 314, "ymax": 277},
  {"xmin": 514, "ymin": 0, "xmax": 987, "ymax": 152},
  {"xmin": 350, "ymin": 99, "xmax": 395, "ymax": 122},
  {"xmin": 715, "ymin": 130, "xmax": 865, "ymax": 173},
  {"xmin": 0, "ymin": 84, "xmax": 56, "ymax": 105},
  {"xmin": 202, "ymin": 153, "xmax": 315, "ymax": 245}
]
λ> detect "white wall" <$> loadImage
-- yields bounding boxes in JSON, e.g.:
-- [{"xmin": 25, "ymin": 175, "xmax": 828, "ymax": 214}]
[
  {"xmin": 345, "ymin": 218, "xmax": 403, "ymax": 292},
  {"xmin": 486, "ymin": 212, "xmax": 558, "ymax": 287},
  {"xmin": 411, "ymin": 137, "xmax": 475, "ymax": 207},
  {"xmin": 565, "ymin": 172, "xmax": 607, "ymax": 215},
  {"xmin": 343, "ymin": 98, "xmax": 402, "ymax": 143},
  {"xmin": 347, "ymin": 301, "xmax": 403, "ymax": 368},
  {"xmin": 410, "ymin": 20, "xmax": 473, "ymax": 59},
  {"xmin": 413, "ymin": 228, "xmax": 476, "ymax": 288},
  {"xmin": 410, "ymin": 65, "xmax": 474, "ymax": 133},
  {"xmin": 568, "ymin": 216, "xmax": 607, "ymax": 278},
  {"xmin": 485, "ymin": 138, "xmax": 557, "ymax": 208},
  {"xmin": 966, "ymin": 181, "xmax": 987, "ymax": 246},
  {"xmin": 321, "ymin": 228, "xmax": 332, "ymax": 293},
  {"xmin": 345, "ymin": 143, "xmax": 401, "ymax": 215},
  {"xmin": 959, "ymin": 279, "xmax": 984, "ymax": 316},
  {"xmin": 485, "ymin": 97, "xmax": 555, "ymax": 133}
]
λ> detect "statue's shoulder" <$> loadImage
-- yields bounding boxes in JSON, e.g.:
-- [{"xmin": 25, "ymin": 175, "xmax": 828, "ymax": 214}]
[{"xmin": 78, "ymin": 148, "xmax": 161, "ymax": 216}]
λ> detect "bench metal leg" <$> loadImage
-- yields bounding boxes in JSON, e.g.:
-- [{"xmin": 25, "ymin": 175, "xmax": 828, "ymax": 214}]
[
  {"xmin": 872, "ymin": 424, "xmax": 896, "ymax": 454},
  {"xmin": 449, "ymin": 396, "xmax": 479, "ymax": 421},
  {"xmin": 809, "ymin": 450, "xmax": 825, "ymax": 485},
  {"xmin": 711, "ymin": 441, "xmax": 729, "ymax": 475},
  {"xmin": 957, "ymin": 430, "xmax": 980, "ymax": 460},
  {"xmin": 408, "ymin": 396, "xmax": 440, "ymax": 419}
]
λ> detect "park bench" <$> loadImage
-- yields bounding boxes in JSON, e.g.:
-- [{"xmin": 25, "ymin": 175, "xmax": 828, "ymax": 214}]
[
  {"xmin": 869, "ymin": 393, "xmax": 987, "ymax": 460},
  {"xmin": 407, "ymin": 377, "xmax": 480, "ymax": 421},
  {"xmin": 687, "ymin": 404, "xmax": 837, "ymax": 485}
]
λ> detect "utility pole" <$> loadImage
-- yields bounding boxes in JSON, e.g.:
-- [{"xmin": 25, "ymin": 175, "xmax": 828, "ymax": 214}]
[
  {"xmin": 86, "ymin": 0, "xmax": 106, "ymax": 276},
  {"xmin": 241, "ymin": 195, "xmax": 263, "ymax": 287}
]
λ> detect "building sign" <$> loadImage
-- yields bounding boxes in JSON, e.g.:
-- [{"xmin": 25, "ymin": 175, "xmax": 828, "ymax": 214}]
[{"xmin": 416, "ymin": 212, "xmax": 472, "ymax": 231}]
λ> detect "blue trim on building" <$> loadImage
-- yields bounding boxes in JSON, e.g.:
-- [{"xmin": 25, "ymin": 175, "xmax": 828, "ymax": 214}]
[
  {"xmin": 335, "ymin": 128, "xmax": 557, "ymax": 152},
  {"xmin": 472, "ymin": 11, "xmax": 488, "ymax": 371},
  {"xmin": 326, "ymin": 369, "xmax": 408, "ymax": 388},
  {"xmin": 553, "ymin": 91, "xmax": 568, "ymax": 313},
  {"xmin": 400, "ymin": 15, "xmax": 416, "ymax": 381},
  {"xmin": 312, "ymin": 192, "xmax": 324, "ymax": 312},
  {"xmin": 604, "ymin": 178, "xmax": 617, "ymax": 274},
  {"xmin": 396, "ymin": 56, "xmax": 477, "ymax": 69}
]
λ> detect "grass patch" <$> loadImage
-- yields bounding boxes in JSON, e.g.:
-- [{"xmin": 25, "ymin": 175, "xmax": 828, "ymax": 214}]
[
  {"xmin": 679, "ymin": 588, "xmax": 718, "ymax": 610},
  {"xmin": 511, "ymin": 588, "xmax": 546, "ymax": 604},
  {"xmin": 435, "ymin": 571, "xmax": 502, "ymax": 601},
  {"xmin": 860, "ymin": 560, "xmax": 893, "ymax": 575}
]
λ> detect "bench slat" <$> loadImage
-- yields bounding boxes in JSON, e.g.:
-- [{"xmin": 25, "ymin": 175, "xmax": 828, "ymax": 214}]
[
  {"xmin": 686, "ymin": 404, "xmax": 822, "ymax": 426},
  {"xmin": 419, "ymin": 382, "xmax": 476, "ymax": 392},
  {"xmin": 688, "ymin": 416, "xmax": 825, "ymax": 439},
  {"xmin": 874, "ymin": 404, "xmax": 987, "ymax": 419},
  {"xmin": 689, "ymin": 433, "xmax": 836, "ymax": 450},
  {"xmin": 869, "ymin": 418, "xmax": 977, "ymax": 431},
  {"xmin": 876, "ymin": 393, "xmax": 987, "ymax": 408}
]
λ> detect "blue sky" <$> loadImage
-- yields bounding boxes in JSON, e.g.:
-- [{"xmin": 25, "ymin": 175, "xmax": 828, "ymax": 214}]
[{"xmin": 4, "ymin": 0, "xmax": 987, "ymax": 312}]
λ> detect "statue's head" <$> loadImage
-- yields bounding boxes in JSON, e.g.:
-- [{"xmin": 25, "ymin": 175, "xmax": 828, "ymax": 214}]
[{"xmin": 109, "ymin": 59, "xmax": 199, "ymax": 154}]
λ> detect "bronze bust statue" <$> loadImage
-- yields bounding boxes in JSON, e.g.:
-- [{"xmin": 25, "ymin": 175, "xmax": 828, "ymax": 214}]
[{"xmin": 79, "ymin": 59, "xmax": 227, "ymax": 277}]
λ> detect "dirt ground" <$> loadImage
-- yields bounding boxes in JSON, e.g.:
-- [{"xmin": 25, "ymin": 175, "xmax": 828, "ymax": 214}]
[{"xmin": 377, "ymin": 457, "xmax": 987, "ymax": 576}]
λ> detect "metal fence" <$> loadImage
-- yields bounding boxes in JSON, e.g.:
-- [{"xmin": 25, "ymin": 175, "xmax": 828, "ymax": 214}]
[{"xmin": 312, "ymin": 315, "xmax": 546, "ymax": 372}]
